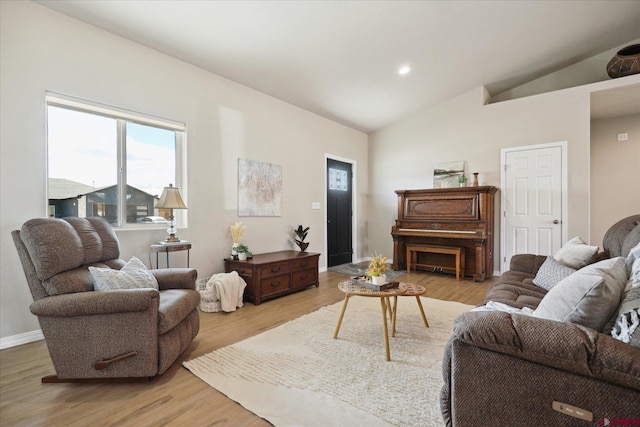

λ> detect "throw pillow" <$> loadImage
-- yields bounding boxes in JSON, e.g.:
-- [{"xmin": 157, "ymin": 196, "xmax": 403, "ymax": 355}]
[
  {"xmin": 533, "ymin": 257, "xmax": 627, "ymax": 331},
  {"xmin": 89, "ymin": 256, "xmax": 158, "ymax": 291},
  {"xmin": 553, "ymin": 236, "xmax": 599, "ymax": 269},
  {"xmin": 532, "ymin": 256, "xmax": 576, "ymax": 291},
  {"xmin": 610, "ymin": 285, "xmax": 640, "ymax": 347},
  {"xmin": 625, "ymin": 242, "xmax": 640, "ymax": 286}
]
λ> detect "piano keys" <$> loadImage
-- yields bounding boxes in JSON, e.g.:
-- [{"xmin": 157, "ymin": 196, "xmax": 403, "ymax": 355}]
[{"xmin": 391, "ymin": 186, "xmax": 498, "ymax": 281}]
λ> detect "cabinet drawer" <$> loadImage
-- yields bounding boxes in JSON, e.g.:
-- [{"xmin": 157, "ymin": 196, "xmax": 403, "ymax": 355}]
[
  {"xmin": 225, "ymin": 262, "xmax": 254, "ymax": 277},
  {"xmin": 291, "ymin": 268, "xmax": 317, "ymax": 287},
  {"xmin": 291, "ymin": 257, "xmax": 316, "ymax": 271},
  {"xmin": 260, "ymin": 274, "xmax": 290, "ymax": 297},
  {"xmin": 260, "ymin": 261, "xmax": 290, "ymax": 278}
]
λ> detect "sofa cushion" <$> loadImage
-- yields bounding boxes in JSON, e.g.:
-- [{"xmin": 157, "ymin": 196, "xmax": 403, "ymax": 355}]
[
  {"xmin": 482, "ymin": 280, "xmax": 547, "ymax": 310},
  {"xmin": 533, "ymin": 257, "xmax": 627, "ymax": 331},
  {"xmin": 553, "ymin": 236, "xmax": 598, "ymax": 269},
  {"xmin": 63, "ymin": 217, "xmax": 104, "ymax": 265},
  {"xmin": 21, "ymin": 218, "xmax": 84, "ymax": 281},
  {"xmin": 532, "ymin": 257, "xmax": 576, "ymax": 291},
  {"xmin": 90, "ymin": 257, "xmax": 158, "ymax": 291},
  {"xmin": 157, "ymin": 289, "xmax": 201, "ymax": 334},
  {"xmin": 42, "ymin": 266, "xmax": 97, "ymax": 295},
  {"xmin": 603, "ymin": 215, "xmax": 640, "ymax": 258}
]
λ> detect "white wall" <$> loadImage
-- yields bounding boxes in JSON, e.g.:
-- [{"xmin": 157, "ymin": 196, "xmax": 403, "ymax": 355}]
[
  {"xmin": 368, "ymin": 76, "xmax": 640, "ymax": 273},
  {"xmin": 0, "ymin": 1, "xmax": 367, "ymax": 341},
  {"xmin": 590, "ymin": 114, "xmax": 640, "ymax": 246}
]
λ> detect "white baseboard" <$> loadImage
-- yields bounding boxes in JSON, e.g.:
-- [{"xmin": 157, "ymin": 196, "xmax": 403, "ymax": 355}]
[{"xmin": 0, "ymin": 329, "xmax": 44, "ymax": 350}]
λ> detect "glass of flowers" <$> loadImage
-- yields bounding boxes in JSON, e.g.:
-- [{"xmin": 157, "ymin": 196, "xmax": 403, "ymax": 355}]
[
  {"xmin": 367, "ymin": 253, "xmax": 389, "ymax": 285},
  {"xmin": 230, "ymin": 222, "xmax": 246, "ymax": 258}
]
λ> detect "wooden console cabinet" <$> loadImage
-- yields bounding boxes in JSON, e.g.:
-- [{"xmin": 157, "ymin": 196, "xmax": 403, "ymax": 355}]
[{"xmin": 224, "ymin": 250, "xmax": 320, "ymax": 305}]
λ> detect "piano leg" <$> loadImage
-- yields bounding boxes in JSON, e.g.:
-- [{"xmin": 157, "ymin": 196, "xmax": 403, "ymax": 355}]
[{"xmin": 473, "ymin": 242, "xmax": 485, "ymax": 281}]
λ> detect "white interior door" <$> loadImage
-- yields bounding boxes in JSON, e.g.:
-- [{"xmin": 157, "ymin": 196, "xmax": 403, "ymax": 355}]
[{"xmin": 501, "ymin": 143, "xmax": 565, "ymax": 272}]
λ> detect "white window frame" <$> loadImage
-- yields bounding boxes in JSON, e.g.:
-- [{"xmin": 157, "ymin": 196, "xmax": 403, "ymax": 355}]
[{"xmin": 45, "ymin": 92, "xmax": 187, "ymax": 229}]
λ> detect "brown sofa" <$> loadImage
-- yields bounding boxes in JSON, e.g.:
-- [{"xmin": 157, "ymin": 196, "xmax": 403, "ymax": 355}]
[
  {"xmin": 12, "ymin": 217, "xmax": 200, "ymax": 381},
  {"xmin": 441, "ymin": 215, "xmax": 640, "ymax": 426}
]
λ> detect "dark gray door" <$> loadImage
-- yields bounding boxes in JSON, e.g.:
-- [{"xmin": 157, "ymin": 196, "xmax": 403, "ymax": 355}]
[{"xmin": 327, "ymin": 158, "xmax": 352, "ymax": 267}]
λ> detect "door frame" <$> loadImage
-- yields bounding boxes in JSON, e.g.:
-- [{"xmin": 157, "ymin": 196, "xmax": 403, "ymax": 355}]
[
  {"xmin": 324, "ymin": 154, "xmax": 358, "ymax": 267},
  {"xmin": 500, "ymin": 141, "xmax": 568, "ymax": 273}
]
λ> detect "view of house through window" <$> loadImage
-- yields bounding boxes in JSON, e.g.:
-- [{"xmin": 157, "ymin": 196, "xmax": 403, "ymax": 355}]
[{"xmin": 46, "ymin": 95, "xmax": 185, "ymax": 227}]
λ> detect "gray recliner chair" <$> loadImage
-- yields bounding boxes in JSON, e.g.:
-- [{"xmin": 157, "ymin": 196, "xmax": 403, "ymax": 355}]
[{"xmin": 12, "ymin": 217, "xmax": 200, "ymax": 382}]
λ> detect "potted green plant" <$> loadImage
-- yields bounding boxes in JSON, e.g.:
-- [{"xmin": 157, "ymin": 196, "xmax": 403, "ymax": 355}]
[
  {"xmin": 236, "ymin": 244, "xmax": 250, "ymax": 260},
  {"xmin": 457, "ymin": 175, "xmax": 468, "ymax": 187},
  {"xmin": 294, "ymin": 225, "xmax": 310, "ymax": 252}
]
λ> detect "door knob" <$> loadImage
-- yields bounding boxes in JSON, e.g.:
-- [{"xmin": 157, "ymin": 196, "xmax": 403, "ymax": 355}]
[{"xmin": 553, "ymin": 219, "xmax": 560, "ymax": 224}]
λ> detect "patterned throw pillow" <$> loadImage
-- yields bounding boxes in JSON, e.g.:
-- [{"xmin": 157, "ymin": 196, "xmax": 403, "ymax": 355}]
[
  {"xmin": 533, "ymin": 256, "xmax": 576, "ymax": 291},
  {"xmin": 553, "ymin": 236, "xmax": 599, "ymax": 269},
  {"xmin": 610, "ymin": 286, "xmax": 640, "ymax": 347},
  {"xmin": 89, "ymin": 256, "xmax": 158, "ymax": 291},
  {"xmin": 625, "ymin": 242, "xmax": 640, "ymax": 286}
]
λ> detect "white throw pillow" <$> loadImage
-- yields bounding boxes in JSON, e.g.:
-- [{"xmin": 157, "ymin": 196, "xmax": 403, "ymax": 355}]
[
  {"xmin": 90, "ymin": 256, "xmax": 158, "ymax": 291},
  {"xmin": 553, "ymin": 236, "xmax": 599, "ymax": 269},
  {"xmin": 533, "ymin": 257, "xmax": 627, "ymax": 331},
  {"xmin": 532, "ymin": 257, "xmax": 576, "ymax": 291},
  {"xmin": 625, "ymin": 242, "xmax": 640, "ymax": 286}
]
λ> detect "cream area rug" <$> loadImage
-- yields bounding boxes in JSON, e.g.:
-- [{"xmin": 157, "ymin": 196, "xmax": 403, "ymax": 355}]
[{"xmin": 183, "ymin": 296, "xmax": 472, "ymax": 427}]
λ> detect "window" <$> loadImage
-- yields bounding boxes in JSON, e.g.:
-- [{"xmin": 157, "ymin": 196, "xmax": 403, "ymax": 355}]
[{"xmin": 46, "ymin": 94, "xmax": 186, "ymax": 227}]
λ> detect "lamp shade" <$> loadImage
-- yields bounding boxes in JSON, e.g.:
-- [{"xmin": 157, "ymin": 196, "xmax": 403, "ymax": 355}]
[{"xmin": 156, "ymin": 184, "xmax": 187, "ymax": 209}]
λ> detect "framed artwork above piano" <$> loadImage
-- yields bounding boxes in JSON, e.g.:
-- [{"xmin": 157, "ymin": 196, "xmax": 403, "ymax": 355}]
[{"xmin": 391, "ymin": 186, "xmax": 498, "ymax": 281}]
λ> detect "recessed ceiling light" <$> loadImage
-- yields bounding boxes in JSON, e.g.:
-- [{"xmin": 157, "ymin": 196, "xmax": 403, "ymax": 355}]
[{"xmin": 398, "ymin": 65, "xmax": 411, "ymax": 75}]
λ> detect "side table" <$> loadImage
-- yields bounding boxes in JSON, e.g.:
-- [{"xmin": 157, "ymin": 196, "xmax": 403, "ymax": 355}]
[{"xmin": 150, "ymin": 241, "xmax": 191, "ymax": 268}]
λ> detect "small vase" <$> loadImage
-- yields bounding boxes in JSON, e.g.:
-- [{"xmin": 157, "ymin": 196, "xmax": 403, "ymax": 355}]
[
  {"xmin": 371, "ymin": 275, "xmax": 387, "ymax": 285},
  {"xmin": 472, "ymin": 172, "xmax": 479, "ymax": 187},
  {"xmin": 238, "ymin": 252, "xmax": 247, "ymax": 261},
  {"xmin": 232, "ymin": 242, "xmax": 240, "ymax": 257}
]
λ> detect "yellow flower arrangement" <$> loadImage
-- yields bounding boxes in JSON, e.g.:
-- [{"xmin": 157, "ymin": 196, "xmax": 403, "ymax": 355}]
[
  {"xmin": 230, "ymin": 222, "xmax": 247, "ymax": 243},
  {"xmin": 367, "ymin": 253, "xmax": 389, "ymax": 277}
]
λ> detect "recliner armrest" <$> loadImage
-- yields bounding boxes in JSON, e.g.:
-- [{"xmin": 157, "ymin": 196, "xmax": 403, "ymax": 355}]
[
  {"xmin": 452, "ymin": 311, "xmax": 640, "ymax": 391},
  {"xmin": 152, "ymin": 268, "xmax": 197, "ymax": 290},
  {"xmin": 30, "ymin": 289, "xmax": 159, "ymax": 317}
]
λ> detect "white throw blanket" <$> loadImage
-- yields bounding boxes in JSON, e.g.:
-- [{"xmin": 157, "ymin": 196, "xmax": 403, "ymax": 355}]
[{"xmin": 204, "ymin": 271, "xmax": 247, "ymax": 312}]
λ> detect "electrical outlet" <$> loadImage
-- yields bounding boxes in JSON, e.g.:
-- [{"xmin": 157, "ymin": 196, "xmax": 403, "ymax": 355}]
[{"xmin": 617, "ymin": 132, "xmax": 629, "ymax": 141}]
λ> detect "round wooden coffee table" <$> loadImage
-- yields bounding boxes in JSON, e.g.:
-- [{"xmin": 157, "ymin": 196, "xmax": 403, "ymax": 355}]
[
  {"xmin": 389, "ymin": 282, "xmax": 429, "ymax": 337},
  {"xmin": 333, "ymin": 280, "xmax": 407, "ymax": 361}
]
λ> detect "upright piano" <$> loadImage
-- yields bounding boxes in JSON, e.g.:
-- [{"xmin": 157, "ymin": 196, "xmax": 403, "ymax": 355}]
[{"xmin": 391, "ymin": 186, "xmax": 498, "ymax": 281}]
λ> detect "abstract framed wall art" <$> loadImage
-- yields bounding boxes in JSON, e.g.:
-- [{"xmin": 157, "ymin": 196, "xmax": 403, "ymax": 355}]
[
  {"xmin": 433, "ymin": 160, "xmax": 465, "ymax": 188},
  {"xmin": 238, "ymin": 158, "xmax": 282, "ymax": 216}
]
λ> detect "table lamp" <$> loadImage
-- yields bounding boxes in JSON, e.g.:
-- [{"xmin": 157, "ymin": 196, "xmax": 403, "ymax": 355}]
[{"xmin": 155, "ymin": 183, "xmax": 187, "ymax": 242}]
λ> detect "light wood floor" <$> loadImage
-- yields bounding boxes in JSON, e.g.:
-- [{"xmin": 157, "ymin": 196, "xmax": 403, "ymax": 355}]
[{"xmin": 0, "ymin": 270, "xmax": 495, "ymax": 427}]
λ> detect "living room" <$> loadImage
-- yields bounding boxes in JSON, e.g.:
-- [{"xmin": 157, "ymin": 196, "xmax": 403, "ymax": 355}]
[{"xmin": 1, "ymin": 1, "xmax": 640, "ymax": 425}]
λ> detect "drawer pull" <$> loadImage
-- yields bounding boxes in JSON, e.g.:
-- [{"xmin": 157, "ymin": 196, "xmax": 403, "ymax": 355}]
[
  {"xmin": 299, "ymin": 275, "xmax": 308, "ymax": 280},
  {"xmin": 271, "ymin": 281, "xmax": 281, "ymax": 287},
  {"xmin": 299, "ymin": 262, "xmax": 308, "ymax": 267},
  {"xmin": 271, "ymin": 267, "xmax": 281, "ymax": 273}
]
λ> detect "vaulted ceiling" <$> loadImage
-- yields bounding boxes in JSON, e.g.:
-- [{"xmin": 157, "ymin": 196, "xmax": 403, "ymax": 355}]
[{"xmin": 37, "ymin": 0, "xmax": 640, "ymax": 132}]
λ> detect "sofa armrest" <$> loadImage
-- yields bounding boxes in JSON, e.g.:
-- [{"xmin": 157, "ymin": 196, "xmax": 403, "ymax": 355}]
[
  {"xmin": 509, "ymin": 254, "xmax": 547, "ymax": 275},
  {"xmin": 151, "ymin": 268, "xmax": 197, "ymax": 290},
  {"xmin": 30, "ymin": 289, "xmax": 159, "ymax": 317},
  {"xmin": 453, "ymin": 311, "xmax": 640, "ymax": 391}
]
